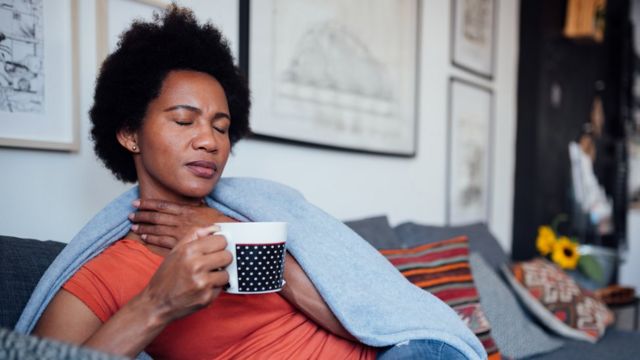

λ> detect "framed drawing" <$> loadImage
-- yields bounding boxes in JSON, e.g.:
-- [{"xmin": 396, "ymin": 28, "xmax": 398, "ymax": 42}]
[
  {"xmin": 451, "ymin": 0, "xmax": 497, "ymax": 79},
  {"xmin": 95, "ymin": 0, "xmax": 169, "ymax": 66},
  {"xmin": 446, "ymin": 78, "xmax": 493, "ymax": 225},
  {"xmin": 0, "ymin": 0, "xmax": 80, "ymax": 151},
  {"xmin": 239, "ymin": 0, "xmax": 420, "ymax": 156}
]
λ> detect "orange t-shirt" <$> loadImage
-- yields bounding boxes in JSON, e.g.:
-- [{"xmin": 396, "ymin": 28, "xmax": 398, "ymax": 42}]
[{"xmin": 63, "ymin": 240, "xmax": 376, "ymax": 360}]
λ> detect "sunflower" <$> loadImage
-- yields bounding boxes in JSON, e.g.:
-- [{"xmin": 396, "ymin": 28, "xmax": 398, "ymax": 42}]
[
  {"xmin": 536, "ymin": 226, "xmax": 556, "ymax": 256},
  {"xmin": 551, "ymin": 236, "xmax": 580, "ymax": 270}
]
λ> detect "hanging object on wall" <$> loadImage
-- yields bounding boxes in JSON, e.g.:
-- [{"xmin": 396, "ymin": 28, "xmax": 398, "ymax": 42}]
[
  {"xmin": 239, "ymin": 0, "xmax": 420, "ymax": 156},
  {"xmin": 446, "ymin": 78, "xmax": 494, "ymax": 225},
  {"xmin": 450, "ymin": 0, "xmax": 497, "ymax": 79},
  {"xmin": 0, "ymin": 0, "xmax": 80, "ymax": 151},
  {"xmin": 563, "ymin": 0, "xmax": 607, "ymax": 43}
]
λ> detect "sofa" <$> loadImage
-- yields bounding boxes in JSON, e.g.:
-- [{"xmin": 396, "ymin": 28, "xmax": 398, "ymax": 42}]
[{"xmin": 1, "ymin": 217, "xmax": 639, "ymax": 359}]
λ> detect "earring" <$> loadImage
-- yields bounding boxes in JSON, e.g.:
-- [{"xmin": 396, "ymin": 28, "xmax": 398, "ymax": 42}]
[{"xmin": 132, "ymin": 145, "xmax": 138, "ymax": 152}]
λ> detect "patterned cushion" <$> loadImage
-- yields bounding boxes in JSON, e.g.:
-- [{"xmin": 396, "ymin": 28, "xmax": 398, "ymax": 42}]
[
  {"xmin": 470, "ymin": 253, "xmax": 563, "ymax": 359},
  {"xmin": 502, "ymin": 258, "xmax": 614, "ymax": 342},
  {"xmin": 381, "ymin": 236, "xmax": 501, "ymax": 360}
]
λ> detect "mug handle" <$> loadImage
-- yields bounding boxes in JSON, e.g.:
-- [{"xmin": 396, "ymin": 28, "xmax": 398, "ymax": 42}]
[{"xmin": 213, "ymin": 230, "xmax": 238, "ymax": 292}]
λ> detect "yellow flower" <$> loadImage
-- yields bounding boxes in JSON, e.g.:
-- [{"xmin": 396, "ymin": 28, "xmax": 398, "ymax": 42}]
[
  {"xmin": 551, "ymin": 236, "xmax": 580, "ymax": 270},
  {"xmin": 536, "ymin": 226, "xmax": 556, "ymax": 256}
]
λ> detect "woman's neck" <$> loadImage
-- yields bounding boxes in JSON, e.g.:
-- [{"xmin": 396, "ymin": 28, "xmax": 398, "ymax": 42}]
[{"xmin": 138, "ymin": 184, "xmax": 204, "ymax": 207}]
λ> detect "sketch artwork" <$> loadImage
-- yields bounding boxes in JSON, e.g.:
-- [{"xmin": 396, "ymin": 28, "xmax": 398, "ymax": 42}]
[
  {"xmin": 462, "ymin": 0, "xmax": 491, "ymax": 47},
  {"xmin": 275, "ymin": 21, "xmax": 395, "ymax": 138},
  {"xmin": 248, "ymin": 0, "xmax": 418, "ymax": 155},
  {"xmin": 448, "ymin": 79, "xmax": 493, "ymax": 225},
  {"xmin": 0, "ymin": 0, "xmax": 44, "ymax": 114},
  {"xmin": 452, "ymin": 0, "xmax": 495, "ymax": 78}
]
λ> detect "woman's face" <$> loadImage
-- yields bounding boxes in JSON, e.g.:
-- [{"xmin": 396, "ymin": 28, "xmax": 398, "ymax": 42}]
[{"xmin": 122, "ymin": 70, "xmax": 231, "ymax": 204}]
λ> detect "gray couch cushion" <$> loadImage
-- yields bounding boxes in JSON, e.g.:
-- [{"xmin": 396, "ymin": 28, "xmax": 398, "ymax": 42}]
[
  {"xmin": 344, "ymin": 215, "xmax": 401, "ymax": 249},
  {"xmin": 526, "ymin": 329, "xmax": 640, "ymax": 360},
  {"xmin": 394, "ymin": 222, "xmax": 509, "ymax": 271},
  {"xmin": 470, "ymin": 253, "xmax": 563, "ymax": 359},
  {"xmin": 0, "ymin": 236, "xmax": 65, "ymax": 329}
]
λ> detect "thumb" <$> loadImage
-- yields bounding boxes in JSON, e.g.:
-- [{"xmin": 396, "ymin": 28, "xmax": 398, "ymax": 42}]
[{"xmin": 185, "ymin": 225, "xmax": 221, "ymax": 243}]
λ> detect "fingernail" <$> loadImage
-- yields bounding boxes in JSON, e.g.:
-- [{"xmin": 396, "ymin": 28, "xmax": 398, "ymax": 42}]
[
  {"xmin": 141, "ymin": 234, "xmax": 147, "ymax": 240},
  {"xmin": 131, "ymin": 224, "xmax": 139, "ymax": 231},
  {"xmin": 132, "ymin": 199, "xmax": 140, "ymax": 207},
  {"xmin": 128, "ymin": 213, "xmax": 134, "ymax": 220}
]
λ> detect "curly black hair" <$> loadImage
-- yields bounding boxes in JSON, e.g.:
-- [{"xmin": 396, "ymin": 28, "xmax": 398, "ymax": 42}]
[{"xmin": 90, "ymin": 5, "xmax": 251, "ymax": 183}]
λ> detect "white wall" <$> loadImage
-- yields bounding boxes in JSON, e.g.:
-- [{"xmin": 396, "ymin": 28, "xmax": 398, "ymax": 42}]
[{"xmin": 0, "ymin": 0, "xmax": 520, "ymax": 253}]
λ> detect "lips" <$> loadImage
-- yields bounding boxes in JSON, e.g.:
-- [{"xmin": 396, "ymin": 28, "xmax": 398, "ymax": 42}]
[{"xmin": 185, "ymin": 160, "xmax": 217, "ymax": 179}]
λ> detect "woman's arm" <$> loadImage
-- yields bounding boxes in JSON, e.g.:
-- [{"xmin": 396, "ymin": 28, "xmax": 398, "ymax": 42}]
[
  {"xmin": 34, "ymin": 288, "xmax": 170, "ymax": 357},
  {"xmin": 280, "ymin": 253, "xmax": 356, "ymax": 341},
  {"xmin": 33, "ymin": 227, "xmax": 231, "ymax": 358},
  {"xmin": 130, "ymin": 199, "xmax": 357, "ymax": 341}
]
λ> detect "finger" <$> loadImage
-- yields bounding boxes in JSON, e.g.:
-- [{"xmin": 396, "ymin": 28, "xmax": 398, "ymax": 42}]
[
  {"xmin": 142, "ymin": 234, "xmax": 179, "ymax": 249},
  {"xmin": 189, "ymin": 251, "xmax": 231, "ymax": 275},
  {"xmin": 187, "ymin": 234, "xmax": 228, "ymax": 255},
  {"xmin": 132, "ymin": 224, "xmax": 178, "ymax": 238},
  {"xmin": 129, "ymin": 210, "xmax": 180, "ymax": 226},
  {"xmin": 179, "ymin": 226, "xmax": 219, "ymax": 245},
  {"xmin": 195, "ymin": 225, "xmax": 220, "ymax": 238},
  {"xmin": 133, "ymin": 199, "xmax": 183, "ymax": 215},
  {"xmin": 204, "ymin": 269, "xmax": 230, "ymax": 288},
  {"xmin": 190, "ymin": 251, "xmax": 233, "ymax": 275}
]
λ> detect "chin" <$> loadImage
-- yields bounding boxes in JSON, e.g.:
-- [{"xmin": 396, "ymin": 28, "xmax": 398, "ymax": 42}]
[{"xmin": 181, "ymin": 181, "xmax": 218, "ymax": 199}]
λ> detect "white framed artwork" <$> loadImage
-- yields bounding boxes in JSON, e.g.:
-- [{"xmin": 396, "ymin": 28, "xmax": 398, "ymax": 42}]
[
  {"xmin": 0, "ymin": 0, "xmax": 80, "ymax": 151},
  {"xmin": 240, "ymin": 0, "xmax": 420, "ymax": 156},
  {"xmin": 95, "ymin": 0, "xmax": 169, "ymax": 66},
  {"xmin": 451, "ymin": 0, "xmax": 497, "ymax": 79},
  {"xmin": 446, "ymin": 78, "xmax": 494, "ymax": 225}
]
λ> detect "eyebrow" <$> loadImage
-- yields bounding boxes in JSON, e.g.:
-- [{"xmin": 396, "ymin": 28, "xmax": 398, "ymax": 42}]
[{"xmin": 163, "ymin": 104, "xmax": 230, "ymax": 120}]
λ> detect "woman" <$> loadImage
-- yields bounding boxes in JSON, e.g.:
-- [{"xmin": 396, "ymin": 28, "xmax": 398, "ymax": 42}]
[{"xmin": 26, "ymin": 6, "xmax": 483, "ymax": 360}]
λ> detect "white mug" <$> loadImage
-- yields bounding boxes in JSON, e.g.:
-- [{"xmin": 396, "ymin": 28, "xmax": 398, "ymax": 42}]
[{"xmin": 215, "ymin": 222, "xmax": 288, "ymax": 294}]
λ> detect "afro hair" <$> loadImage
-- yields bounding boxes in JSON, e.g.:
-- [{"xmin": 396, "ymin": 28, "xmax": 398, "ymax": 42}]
[{"xmin": 90, "ymin": 5, "xmax": 251, "ymax": 183}]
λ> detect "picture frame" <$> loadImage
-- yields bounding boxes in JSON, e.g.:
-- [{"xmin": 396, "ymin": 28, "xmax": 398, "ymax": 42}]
[
  {"xmin": 0, "ymin": 0, "xmax": 80, "ymax": 151},
  {"xmin": 239, "ymin": 0, "xmax": 420, "ymax": 156},
  {"xmin": 450, "ymin": 0, "xmax": 497, "ymax": 79},
  {"xmin": 446, "ymin": 77, "xmax": 494, "ymax": 225},
  {"xmin": 95, "ymin": 0, "xmax": 169, "ymax": 67}
]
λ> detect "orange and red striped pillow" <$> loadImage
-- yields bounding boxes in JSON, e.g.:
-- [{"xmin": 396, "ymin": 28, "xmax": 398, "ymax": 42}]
[{"xmin": 381, "ymin": 236, "xmax": 501, "ymax": 360}]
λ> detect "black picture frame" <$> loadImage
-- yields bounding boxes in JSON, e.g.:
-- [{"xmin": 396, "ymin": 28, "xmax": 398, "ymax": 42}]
[{"xmin": 238, "ymin": 0, "xmax": 421, "ymax": 157}]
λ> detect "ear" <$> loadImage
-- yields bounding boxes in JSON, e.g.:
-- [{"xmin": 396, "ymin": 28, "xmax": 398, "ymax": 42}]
[{"xmin": 117, "ymin": 128, "xmax": 139, "ymax": 153}]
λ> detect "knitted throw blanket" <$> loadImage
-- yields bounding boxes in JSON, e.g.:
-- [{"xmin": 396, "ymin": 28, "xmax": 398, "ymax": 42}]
[{"xmin": 16, "ymin": 178, "xmax": 485, "ymax": 360}]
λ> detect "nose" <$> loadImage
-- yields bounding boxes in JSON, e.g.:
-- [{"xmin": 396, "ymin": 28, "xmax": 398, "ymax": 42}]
[{"xmin": 191, "ymin": 123, "xmax": 218, "ymax": 152}]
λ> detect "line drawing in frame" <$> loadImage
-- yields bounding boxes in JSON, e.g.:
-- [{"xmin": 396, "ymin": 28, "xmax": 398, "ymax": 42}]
[
  {"xmin": 95, "ymin": 0, "xmax": 169, "ymax": 68},
  {"xmin": 446, "ymin": 77, "xmax": 494, "ymax": 226},
  {"xmin": 450, "ymin": 0, "xmax": 497, "ymax": 79},
  {"xmin": 0, "ymin": 0, "xmax": 80, "ymax": 151},
  {"xmin": 239, "ymin": 0, "xmax": 421, "ymax": 157}
]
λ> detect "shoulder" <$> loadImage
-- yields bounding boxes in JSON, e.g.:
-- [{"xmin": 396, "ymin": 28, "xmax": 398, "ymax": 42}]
[
  {"xmin": 87, "ymin": 239, "xmax": 161, "ymax": 270},
  {"xmin": 62, "ymin": 240, "xmax": 160, "ymax": 321},
  {"xmin": 73, "ymin": 240, "xmax": 160, "ymax": 294}
]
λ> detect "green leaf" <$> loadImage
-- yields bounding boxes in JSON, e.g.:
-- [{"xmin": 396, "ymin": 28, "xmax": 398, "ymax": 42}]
[{"xmin": 578, "ymin": 255, "xmax": 604, "ymax": 284}]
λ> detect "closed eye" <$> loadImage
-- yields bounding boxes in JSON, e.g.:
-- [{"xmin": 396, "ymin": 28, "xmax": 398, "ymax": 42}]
[
  {"xmin": 175, "ymin": 120, "xmax": 193, "ymax": 126},
  {"xmin": 214, "ymin": 126, "xmax": 228, "ymax": 134}
]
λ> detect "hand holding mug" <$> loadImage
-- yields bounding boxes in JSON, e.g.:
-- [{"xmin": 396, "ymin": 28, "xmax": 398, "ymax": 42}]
[{"xmin": 140, "ymin": 226, "xmax": 232, "ymax": 322}]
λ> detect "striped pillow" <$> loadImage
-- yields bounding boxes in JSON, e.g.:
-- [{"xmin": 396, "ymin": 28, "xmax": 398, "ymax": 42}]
[{"xmin": 381, "ymin": 236, "xmax": 501, "ymax": 360}]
